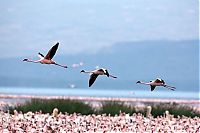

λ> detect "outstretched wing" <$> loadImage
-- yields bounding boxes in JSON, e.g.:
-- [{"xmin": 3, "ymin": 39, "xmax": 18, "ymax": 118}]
[
  {"xmin": 89, "ymin": 74, "xmax": 98, "ymax": 87},
  {"xmin": 160, "ymin": 79, "xmax": 165, "ymax": 84},
  {"xmin": 150, "ymin": 85, "xmax": 156, "ymax": 91},
  {"xmin": 45, "ymin": 42, "xmax": 59, "ymax": 60}
]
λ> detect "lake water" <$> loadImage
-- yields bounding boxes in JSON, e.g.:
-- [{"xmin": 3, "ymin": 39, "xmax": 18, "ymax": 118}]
[{"xmin": 0, "ymin": 87, "xmax": 199, "ymax": 100}]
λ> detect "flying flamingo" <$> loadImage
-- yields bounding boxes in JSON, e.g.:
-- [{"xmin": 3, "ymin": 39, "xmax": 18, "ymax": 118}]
[
  {"xmin": 80, "ymin": 68, "xmax": 117, "ymax": 87},
  {"xmin": 136, "ymin": 78, "xmax": 176, "ymax": 91},
  {"xmin": 23, "ymin": 42, "xmax": 67, "ymax": 68}
]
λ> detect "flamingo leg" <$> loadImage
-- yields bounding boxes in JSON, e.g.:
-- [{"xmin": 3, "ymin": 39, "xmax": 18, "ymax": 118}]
[
  {"xmin": 109, "ymin": 74, "xmax": 117, "ymax": 78},
  {"xmin": 164, "ymin": 85, "xmax": 176, "ymax": 91},
  {"xmin": 54, "ymin": 63, "xmax": 68, "ymax": 68}
]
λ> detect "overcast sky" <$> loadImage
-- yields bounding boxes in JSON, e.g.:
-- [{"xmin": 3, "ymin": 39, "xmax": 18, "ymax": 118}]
[{"xmin": 0, "ymin": 0, "xmax": 198, "ymax": 58}]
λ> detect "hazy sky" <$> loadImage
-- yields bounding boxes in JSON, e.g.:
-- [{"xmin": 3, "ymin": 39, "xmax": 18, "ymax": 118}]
[{"xmin": 0, "ymin": 0, "xmax": 198, "ymax": 58}]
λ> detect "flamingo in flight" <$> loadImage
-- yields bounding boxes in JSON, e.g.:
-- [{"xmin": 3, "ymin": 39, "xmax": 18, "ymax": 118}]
[
  {"xmin": 23, "ymin": 42, "xmax": 67, "ymax": 68},
  {"xmin": 80, "ymin": 68, "xmax": 117, "ymax": 87},
  {"xmin": 136, "ymin": 78, "xmax": 176, "ymax": 91}
]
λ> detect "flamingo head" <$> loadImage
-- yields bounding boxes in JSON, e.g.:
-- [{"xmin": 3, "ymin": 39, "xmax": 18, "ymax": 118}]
[
  {"xmin": 23, "ymin": 58, "xmax": 28, "ymax": 61},
  {"xmin": 136, "ymin": 81, "xmax": 141, "ymax": 84},
  {"xmin": 80, "ymin": 70, "xmax": 85, "ymax": 73}
]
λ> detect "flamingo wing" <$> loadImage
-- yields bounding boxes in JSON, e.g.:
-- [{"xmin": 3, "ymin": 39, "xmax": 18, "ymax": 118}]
[
  {"xmin": 150, "ymin": 85, "xmax": 156, "ymax": 91},
  {"xmin": 38, "ymin": 52, "xmax": 45, "ymax": 59},
  {"xmin": 155, "ymin": 78, "xmax": 164, "ymax": 84},
  {"xmin": 89, "ymin": 74, "xmax": 98, "ymax": 87},
  {"xmin": 45, "ymin": 42, "xmax": 59, "ymax": 60},
  {"xmin": 38, "ymin": 52, "xmax": 44, "ymax": 57}
]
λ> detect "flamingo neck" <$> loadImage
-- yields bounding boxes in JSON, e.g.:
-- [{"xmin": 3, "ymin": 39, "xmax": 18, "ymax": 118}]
[
  {"xmin": 26, "ymin": 59, "xmax": 40, "ymax": 63},
  {"xmin": 82, "ymin": 71, "xmax": 92, "ymax": 74},
  {"xmin": 139, "ymin": 81, "xmax": 151, "ymax": 85}
]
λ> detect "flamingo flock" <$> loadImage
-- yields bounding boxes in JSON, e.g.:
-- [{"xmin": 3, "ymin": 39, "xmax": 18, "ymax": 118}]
[{"xmin": 23, "ymin": 42, "xmax": 176, "ymax": 89}]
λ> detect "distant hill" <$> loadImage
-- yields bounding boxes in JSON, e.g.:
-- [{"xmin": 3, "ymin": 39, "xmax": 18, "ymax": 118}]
[{"xmin": 0, "ymin": 40, "xmax": 198, "ymax": 92}]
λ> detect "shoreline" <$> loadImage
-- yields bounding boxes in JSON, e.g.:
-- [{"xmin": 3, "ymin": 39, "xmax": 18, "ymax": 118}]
[{"xmin": 0, "ymin": 94, "xmax": 199, "ymax": 104}]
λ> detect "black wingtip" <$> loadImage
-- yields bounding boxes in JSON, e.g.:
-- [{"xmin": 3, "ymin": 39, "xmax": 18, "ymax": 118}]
[
  {"xmin": 55, "ymin": 42, "xmax": 59, "ymax": 46},
  {"xmin": 105, "ymin": 70, "xmax": 109, "ymax": 77},
  {"xmin": 38, "ymin": 52, "xmax": 44, "ymax": 57},
  {"xmin": 89, "ymin": 84, "xmax": 92, "ymax": 87}
]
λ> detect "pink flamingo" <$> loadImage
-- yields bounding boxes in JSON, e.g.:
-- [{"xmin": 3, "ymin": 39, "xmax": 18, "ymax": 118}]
[
  {"xmin": 136, "ymin": 78, "xmax": 176, "ymax": 91},
  {"xmin": 23, "ymin": 42, "xmax": 67, "ymax": 68},
  {"xmin": 80, "ymin": 68, "xmax": 117, "ymax": 87}
]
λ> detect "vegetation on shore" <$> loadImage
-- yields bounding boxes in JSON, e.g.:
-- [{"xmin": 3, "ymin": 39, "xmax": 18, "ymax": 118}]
[
  {"xmin": 9, "ymin": 99, "xmax": 200, "ymax": 118},
  {"xmin": 96, "ymin": 101, "xmax": 139, "ymax": 116},
  {"xmin": 150, "ymin": 102, "xmax": 200, "ymax": 118},
  {"xmin": 9, "ymin": 99, "xmax": 93, "ymax": 115}
]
